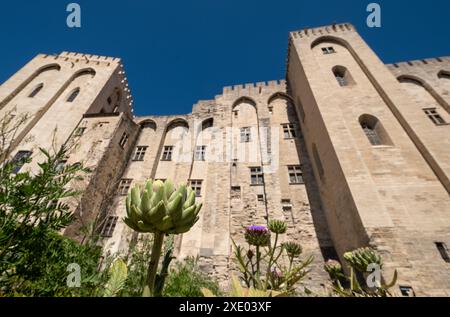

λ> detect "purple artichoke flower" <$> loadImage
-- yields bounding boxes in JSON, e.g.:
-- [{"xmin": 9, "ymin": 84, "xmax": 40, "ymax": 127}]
[{"xmin": 244, "ymin": 225, "xmax": 271, "ymax": 247}]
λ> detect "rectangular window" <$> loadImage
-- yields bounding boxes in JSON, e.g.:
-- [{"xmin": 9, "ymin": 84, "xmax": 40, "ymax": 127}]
[
  {"xmin": 250, "ymin": 167, "xmax": 264, "ymax": 185},
  {"xmin": 231, "ymin": 186, "xmax": 241, "ymax": 200},
  {"xmin": 288, "ymin": 165, "xmax": 304, "ymax": 184},
  {"xmin": 240, "ymin": 127, "xmax": 251, "ymax": 143},
  {"xmin": 74, "ymin": 127, "xmax": 86, "ymax": 137},
  {"xmin": 195, "ymin": 146, "xmax": 206, "ymax": 161},
  {"xmin": 162, "ymin": 146, "xmax": 173, "ymax": 161},
  {"xmin": 189, "ymin": 180, "xmax": 203, "ymax": 197},
  {"xmin": 11, "ymin": 150, "xmax": 32, "ymax": 174},
  {"xmin": 322, "ymin": 47, "xmax": 336, "ymax": 54},
  {"xmin": 435, "ymin": 242, "xmax": 450, "ymax": 263},
  {"xmin": 423, "ymin": 108, "xmax": 447, "ymax": 125},
  {"xmin": 282, "ymin": 199, "xmax": 292, "ymax": 212},
  {"xmin": 399, "ymin": 286, "xmax": 415, "ymax": 297},
  {"xmin": 133, "ymin": 146, "xmax": 148, "ymax": 161},
  {"xmin": 118, "ymin": 179, "xmax": 132, "ymax": 196},
  {"xmin": 282, "ymin": 124, "xmax": 297, "ymax": 139},
  {"xmin": 119, "ymin": 132, "xmax": 129, "ymax": 148},
  {"xmin": 101, "ymin": 216, "xmax": 118, "ymax": 238},
  {"xmin": 257, "ymin": 194, "xmax": 265, "ymax": 203}
]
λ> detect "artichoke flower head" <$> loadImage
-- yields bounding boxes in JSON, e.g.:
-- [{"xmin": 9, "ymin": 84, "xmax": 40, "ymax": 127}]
[{"xmin": 124, "ymin": 179, "xmax": 202, "ymax": 235}]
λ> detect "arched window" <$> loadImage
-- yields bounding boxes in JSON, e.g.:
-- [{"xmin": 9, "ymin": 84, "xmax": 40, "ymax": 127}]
[
  {"xmin": 359, "ymin": 114, "xmax": 392, "ymax": 146},
  {"xmin": 67, "ymin": 88, "xmax": 80, "ymax": 102},
  {"xmin": 201, "ymin": 118, "xmax": 214, "ymax": 130},
  {"xmin": 332, "ymin": 66, "xmax": 355, "ymax": 87},
  {"xmin": 28, "ymin": 83, "xmax": 44, "ymax": 98},
  {"xmin": 438, "ymin": 71, "xmax": 450, "ymax": 80}
]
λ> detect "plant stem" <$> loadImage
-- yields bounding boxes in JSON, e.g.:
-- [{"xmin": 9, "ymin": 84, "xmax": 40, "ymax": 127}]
[
  {"xmin": 145, "ymin": 232, "xmax": 165, "ymax": 297},
  {"xmin": 256, "ymin": 246, "xmax": 261, "ymax": 288},
  {"xmin": 264, "ymin": 233, "xmax": 279, "ymax": 290}
]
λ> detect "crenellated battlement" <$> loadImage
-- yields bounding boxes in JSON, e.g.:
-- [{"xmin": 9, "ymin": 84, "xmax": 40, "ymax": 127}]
[
  {"xmin": 290, "ymin": 22, "xmax": 355, "ymax": 39},
  {"xmin": 387, "ymin": 56, "xmax": 450, "ymax": 71},
  {"xmin": 40, "ymin": 51, "xmax": 121, "ymax": 68},
  {"xmin": 222, "ymin": 79, "xmax": 286, "ymax": 95}
]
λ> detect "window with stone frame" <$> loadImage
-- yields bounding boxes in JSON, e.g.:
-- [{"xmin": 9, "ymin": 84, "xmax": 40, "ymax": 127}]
[
  {"xmin": 423, "ymin": 108, "xmax": 447, "ymax": 125},
  {"xmin": 119, "ymin": 132, "xmax": 129, "ymax": 148},
  {"xmin": 250, "ymin": 167, "xmax": 264, "ymax": 185},
  {"xmin": 101, "ymin": 216, "xmax": 118, "ymax": 238},
  {"xmin": 161, "ymin": 146, "xmax": 174, "ymax": 161},
  {"xmin": 189, "ymin": 180, "xmax": 203, "ymax": 197},
  {"xmin": 240, "ymin": 127, "xmax": 251, "ymax": 143},
  {"xmin": 288, "ymin": 165, "xmax": 304, "ymax": 184},
  {"xmin": 118, "ymin": 179, "xmax": 132, "ymax": 196},
  {"xmin": 282, "ymin": 199, "xmax": 292, "ymax": 212},
  {"xmin": 195, "ymin": 146, "xmax": 206, "ymax": 161},
  {"xmin": 322, "ymin": 47, "xmax": 336, "ymax": 55},
  {"xmin": 282, "ymin": 124, "xmax": 297, "ymax": 139},
  {"xmin": 133, "ymin": 146, "xmax": 148, "ymax": 161}
]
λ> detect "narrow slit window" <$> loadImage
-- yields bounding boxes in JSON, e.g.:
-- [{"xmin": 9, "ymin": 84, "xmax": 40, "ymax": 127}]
[
  {"xmin": 74, "ymin": 127, "xmax": 86, "ymax": 137},
  {"xmin": 435, "ymin": 242, "xmax": 450, "ymax": 263},
  {"xmin": 67, "ymin": 88, "xmax": 80, "ymax": 102},
  {"xmin": 119, "ymin": 132, "xmax": 129, "ymax": 148},
  {"xmin": 332, "ymin": 66, "xmax": 354, "ymax": 87},
  {"xmin": 359, "ymin": 115, "xmax": 392, "ymax": 146},
  {"xmin": 362, "ymin": 123, "xmax": 382, "ymax": 146},
  {"xmin": 29, "ymin": 83, "xmax": 44, "ymax": 98}
]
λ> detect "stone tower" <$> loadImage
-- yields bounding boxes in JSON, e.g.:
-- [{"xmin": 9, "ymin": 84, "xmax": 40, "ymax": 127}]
[{"xmin": 287, "ymin": 23, "xmax": 450, "ymax": 296}]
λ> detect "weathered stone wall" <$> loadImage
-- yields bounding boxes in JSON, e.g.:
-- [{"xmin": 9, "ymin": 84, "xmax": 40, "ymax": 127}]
[{"xmin": 287, "ymin": 23, "xmax": 450, "ymax": 296}]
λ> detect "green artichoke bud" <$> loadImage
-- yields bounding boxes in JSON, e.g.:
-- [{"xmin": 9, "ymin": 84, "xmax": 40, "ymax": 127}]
[
  {"xmin": 282, "ymin": 242, "xmax": 302, "ymax": 257},
  {"xmin": 324, "ymin": 259, "xmax": 343, "ymax": 280},
  {"xmin": 344, "ymin": 247, "xmax": 382, "ymax": 273},
  {"xmin": 124, "ymin": 179, "xmax": 202, "ymax": 234},
  {"xmin": 268, "ymin": 219, "xmax": 287, "ymax": 234}
]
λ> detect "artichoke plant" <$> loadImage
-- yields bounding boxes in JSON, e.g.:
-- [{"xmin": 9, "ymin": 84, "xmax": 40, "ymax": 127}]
[
  {"xmin": 343, "ymin": 247, "xmax": 382, "ymax": 273},
  {"xmin": 123, "ymin": 179, "xmax": 202, "ymax": 297},
  {"xmin": 124, "ymin": 179, "xmax": 202, "ymax": 235}
]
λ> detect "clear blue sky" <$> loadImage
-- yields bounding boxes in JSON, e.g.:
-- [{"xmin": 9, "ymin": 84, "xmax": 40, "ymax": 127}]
[{"xmin": 0, "ymin": 0, "xmax": 449, "ymax": 116}]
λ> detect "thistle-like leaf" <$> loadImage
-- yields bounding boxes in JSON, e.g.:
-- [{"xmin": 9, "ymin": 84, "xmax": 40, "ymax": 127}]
[{"xmin": 103, "ymin": 259, "xmax": 128, "ymax": 297}]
